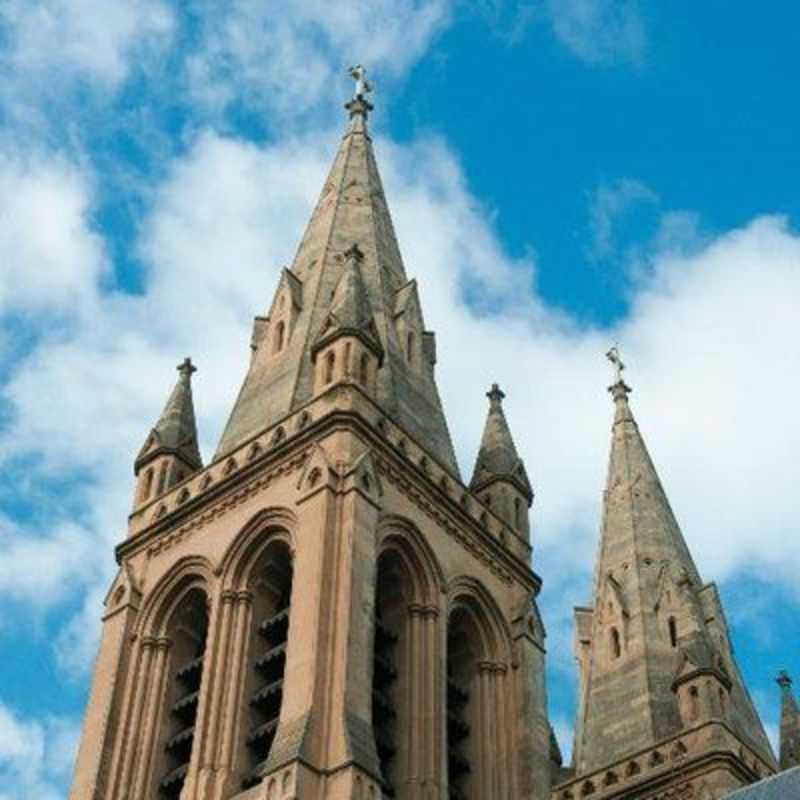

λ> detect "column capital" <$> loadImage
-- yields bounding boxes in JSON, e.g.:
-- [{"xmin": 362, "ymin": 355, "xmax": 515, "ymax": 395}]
[
  {"xmin": 236, "ymin": 589, "xmax": 254, "ymax": 606},
  {"xmin": 479, "ymin": 660, "xmax": 495, "ymax": 674},
  {"xmin": 155, "ymin": 637, "xmax": 172, "ymax": 652},
  {"xmin": 141, "ymin": 635, "xmax": 158, "ymax": 650},
  {"xmin": 221, "ymin": 589, "xmax": 238, "ymax": 604}
]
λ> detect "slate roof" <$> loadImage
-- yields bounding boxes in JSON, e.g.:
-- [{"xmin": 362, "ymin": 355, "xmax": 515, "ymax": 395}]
[{"xmin": 725, "ymin": 766, "xmax": 800, "ymax": 799}]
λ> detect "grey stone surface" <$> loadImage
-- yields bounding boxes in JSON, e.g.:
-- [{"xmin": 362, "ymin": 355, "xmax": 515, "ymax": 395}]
[
  {"xmin": 572, "ymin": 381, "xmax": 775, "ymax": 776},
  {"xmin": 214, "ymin": 100, "xmax": 460, "ymax": 476}
]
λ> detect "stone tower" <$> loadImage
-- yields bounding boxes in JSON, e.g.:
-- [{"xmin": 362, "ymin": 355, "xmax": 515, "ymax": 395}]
[
  {"xmin": 69, "ymin": 87, "xmax": 552, "ymax": 800},
  {"xmin": 778, "ymin": 672, "xmax": 800, "ymax": 770},
  {"xmin": 553, "ymin": 378, "xmax": 777, "ymax": 800}
]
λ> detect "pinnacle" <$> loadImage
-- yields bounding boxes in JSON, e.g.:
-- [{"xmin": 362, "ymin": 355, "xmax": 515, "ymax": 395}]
[
  {"xmin": 135, "ymin": 358, "xmax": 202, "ymax": 474},
  {"xmin": 470, "ymin": 384, "xmax": 531, "ymax": 500}
]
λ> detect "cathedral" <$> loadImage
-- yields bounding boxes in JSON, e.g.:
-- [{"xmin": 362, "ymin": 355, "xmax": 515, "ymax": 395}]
[{"xmin": 70, "ymin": 79, "xmax": 792, "ymax": 800}]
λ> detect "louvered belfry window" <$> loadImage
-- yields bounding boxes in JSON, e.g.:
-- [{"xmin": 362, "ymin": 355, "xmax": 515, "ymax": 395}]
[{"xmin": 158, "ymin": 589, "xmax": 209, "ymax": 798}]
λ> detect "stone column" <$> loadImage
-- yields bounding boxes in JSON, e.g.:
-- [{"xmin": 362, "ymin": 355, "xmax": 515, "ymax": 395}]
[
  {"xmin": 479, "ymin": 661, "xmax": 496, "ymax": 799},
  {"xmin": 407, "ymin": 603, "xmax": 425, "ymax": 798},
  {"xmin": 191, "ymin": 589, "xmax": 235, "ymax": 799},
  {"xmin": 422, "ymin": 606, "xmax": 441, "ymax": 800},
  {"xmin": 131, "ymin": 637, "xmax": 171, "ymax": 799},
  {"xmin": 494, "ymin": 664, "xmax": 510, "ymax": 799},
  {"xmin": 112, "ymin": 635, "xmax": 156, "ymax": 799},
  {"xmin": 215, "ymin": 590, "xmax": 253, "ymax": 800}
]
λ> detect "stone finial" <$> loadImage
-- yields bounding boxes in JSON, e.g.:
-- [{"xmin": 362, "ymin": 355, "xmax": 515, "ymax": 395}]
[
  {"xmin": 487, "ymin": 383, "xmax": 505, "ymax": 409},
  {"xmin": 778, "ymin": 671, "xmax": 793, "ymax": 692},
  {"xmin": 177, "ymin": 357, "xmax": 197, "ymax": 381}
]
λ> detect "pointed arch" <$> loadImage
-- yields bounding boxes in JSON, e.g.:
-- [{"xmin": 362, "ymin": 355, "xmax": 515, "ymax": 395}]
[
  {"xmin": 218, "ymin": 507, "xmax": 297, "ymax": 590},
  {"xmin": 446, "ymin": 575, "xmax": 512, "ymax": 663},
  {"xmin": 135, "ymin": 554, "xmax": 215, "ymax": 638},
  {"xmin": 377, "ymin": 514, "xmax": 445, "ymax": 605}
]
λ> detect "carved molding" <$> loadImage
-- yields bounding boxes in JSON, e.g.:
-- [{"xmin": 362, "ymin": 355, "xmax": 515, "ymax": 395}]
[
  {"xmin": 376, "ymin": 456, "xmax": 513, "ymax": 585},
  {"xmin": 145, "ymin": 452, "xmax": 308, "ymax": 560}
]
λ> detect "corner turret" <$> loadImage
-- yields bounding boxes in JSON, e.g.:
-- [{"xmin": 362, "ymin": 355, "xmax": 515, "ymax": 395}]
[
  {"xmin": 470, "ymin": 384, "xmax": 533, "ymax": 540},
  {"xmin": 133, "ymin": 358, "xmax": 202, "ymax": 508}
]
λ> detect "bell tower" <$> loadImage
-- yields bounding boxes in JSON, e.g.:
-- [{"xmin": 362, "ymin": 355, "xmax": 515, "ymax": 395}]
[{"xmin": 69, "ymin": 74, "xmax": 552, "ymax": 800}]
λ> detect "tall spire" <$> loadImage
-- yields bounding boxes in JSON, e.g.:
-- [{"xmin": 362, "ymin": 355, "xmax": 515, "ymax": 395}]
[
  {"xmin": 778, "ymin": 671, "xmax": 800, "ymax": 769},
  {"xmin": 572, "ymin": 356, "xmax": 774, "ymax": 775},
  {"xmin": 136, "ymin": 358, "xmax": 202, "ymax": 475},
  {"xmin": 215, "ymin": 71, "xmax": 459, "ymax": 474}
]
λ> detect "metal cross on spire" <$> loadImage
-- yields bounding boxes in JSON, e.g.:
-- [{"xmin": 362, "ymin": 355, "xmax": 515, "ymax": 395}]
[
  {"xmin": 606, "ymin": 345, "xmax": 625, "ymax": 384},
  {"xmin": 348, "ymin": 64, "xmax": 373, "ymax": 99}
]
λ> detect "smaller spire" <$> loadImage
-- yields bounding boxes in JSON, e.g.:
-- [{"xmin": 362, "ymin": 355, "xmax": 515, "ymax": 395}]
[
  {"xmin": 470, "ymin": 383, "xmax": 532, "ymax": 501},
  {"xmin": 135, "ymin": 358, "xmax": 202, "ymax": 474},
  {"xmin": 778, "ymin": 671, "xmax": 800, "ymax": 769},
  {"xmin": 312, "ymin": 243, "xmax": 383, "ymax": 361}
]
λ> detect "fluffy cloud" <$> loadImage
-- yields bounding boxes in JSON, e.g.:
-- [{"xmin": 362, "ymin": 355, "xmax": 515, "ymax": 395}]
[
  {"xmin": 0, "ymin": 703, "xmax": 79, "ymax": 800},
  {"xmin": 182, "ymin": 0, "xmax": 451, "ymax": 120},
  {"xmin": 0, "ymin": 151, "xmax": 107, "ymax": 316},
  {"xmin": 545, "ymin": 0, "xmax": 647, "ymax": 66}
]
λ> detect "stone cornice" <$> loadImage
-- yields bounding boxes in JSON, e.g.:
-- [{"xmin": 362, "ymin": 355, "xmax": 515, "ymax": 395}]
[
  {"xmin": 554, "ymin": 720, "xmax": 774, "ymax": 800},
  {"xmin": 119, "ymin": 386, "xmax": 540, "ymax": 595}
]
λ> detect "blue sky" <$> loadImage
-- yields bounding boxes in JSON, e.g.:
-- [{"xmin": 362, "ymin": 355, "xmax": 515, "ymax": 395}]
[{"xmin": 0, "ymin": 2, "xmax": 799, "ymax": 796}]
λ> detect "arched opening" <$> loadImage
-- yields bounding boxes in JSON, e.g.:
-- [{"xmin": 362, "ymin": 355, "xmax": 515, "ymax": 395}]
[
  {"xmin": 668, "ymin": 616, "xmax": 678, "ymax": 648},
  {"xmin": 610, "ymin": 627, "xmax": 621, "ymax": 660},
  {"xmin": 514, "ymin": 497, "xmax": 522, "ymax": 530},
  {"xmin": 157, "ymin": 587, "xmax": 209, "ymax": 799},
  {"xmin": 406, "ymin": 331, "xmax": 414, "ymax": 365},
  {"xmin": 141, "ymin": 467, "xmax": 154, "ymax": 502},
  {"xmin": 689, "ymin": 685, "xmax": 699, "ymax": 721},
  {"xmin": 273, "ymin": 321, "xmax": 285, "ymax": 354},
  {"xmin": 324, "ymin": 351, "xmax": 336, "ymax": 384},
  {"xmin": 372, "ymin": 551, "xmax": 410, "ymax": 796},
  {"xmin": 447, "ymin": 606, "xmax": 483, "ymax": 799},
  {"xmin": 239, "ymin": 542, "xmax": 294, "ymax": 789},
  {"xmin": 359, "ymin": 353, "xmax": 370, "ymax": 386},
  {"xmin": 344, "ymin": 342, "xmax": 352, "ymax": 376},
  {"xmin": 718, "ymin": 687, "xmax": 726, "ymax": 715},
  {"xmin": 157, "ymin": 460, "xmax": 169, "ymax": 496}
]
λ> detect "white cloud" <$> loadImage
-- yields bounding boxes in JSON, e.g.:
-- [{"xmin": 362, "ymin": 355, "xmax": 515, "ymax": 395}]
[
  {"xmin": 587, "ymin": 177, "xmax": 658, "ymax": 262},
  {"xmin": 0, "ymin": 703, "xmax": 79, "ymax": 800},
  {"xmin": 0, "ymin": 0, "xmax": 173, "ymax": 127},
  {"xmin": 545, "ymin": 0, "xmax": 647, "ymax": 66},
  {"xmin": 0, "ymin": 151, "xmax": 108, "ymax": 316},
  {"xmin": 183, "ymin": 0, "xmax": 451, "ymax": 121}
]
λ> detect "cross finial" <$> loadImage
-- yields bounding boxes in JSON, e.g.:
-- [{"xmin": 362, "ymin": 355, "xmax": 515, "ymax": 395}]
[
  {"xmin": 487, "ymin": 383, "xmax": 505, "ymax": 408},
  {"xmin": 177, "ymin": 357, "xmax": 197, "ymax": 380},
  {"xmin": 606, "ymin": 345, "xmax": 625, "ymax": 384},
  {"xmin": 348, "ymin": 64, "xmax": 373, "ymax": 99},
  {"xmin": 778, "ymin": 671, "xmax": 793, "ymax": 692}
]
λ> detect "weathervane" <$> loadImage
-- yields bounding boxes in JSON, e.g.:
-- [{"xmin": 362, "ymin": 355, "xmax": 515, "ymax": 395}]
[
  {"xmin": 348, "ymin": 64, "xmax": 373, "ymax": 100},
  {"xmin": 606, "ymin": 345, "xmax": 625, "ymax": 384}
]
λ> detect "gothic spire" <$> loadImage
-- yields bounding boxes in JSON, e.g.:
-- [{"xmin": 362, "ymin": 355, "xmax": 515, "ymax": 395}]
[
  {"xmin": 135, "ymin": 358, "xmax": 202, "ymax": 474},
  {"xmin": 470, "ymin": 384, "xmax": 532, "ymax": 501},
  {"xmin": 778, "ymin": 671, "xmax": 800, "ymax": 769},
  {"xmin": 214, "ymin": 75, "xmax": 459, "ymax": 475},
  {"xmin": 572, "ymin": 363, "xmax": 774, "ymax": 775}
]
